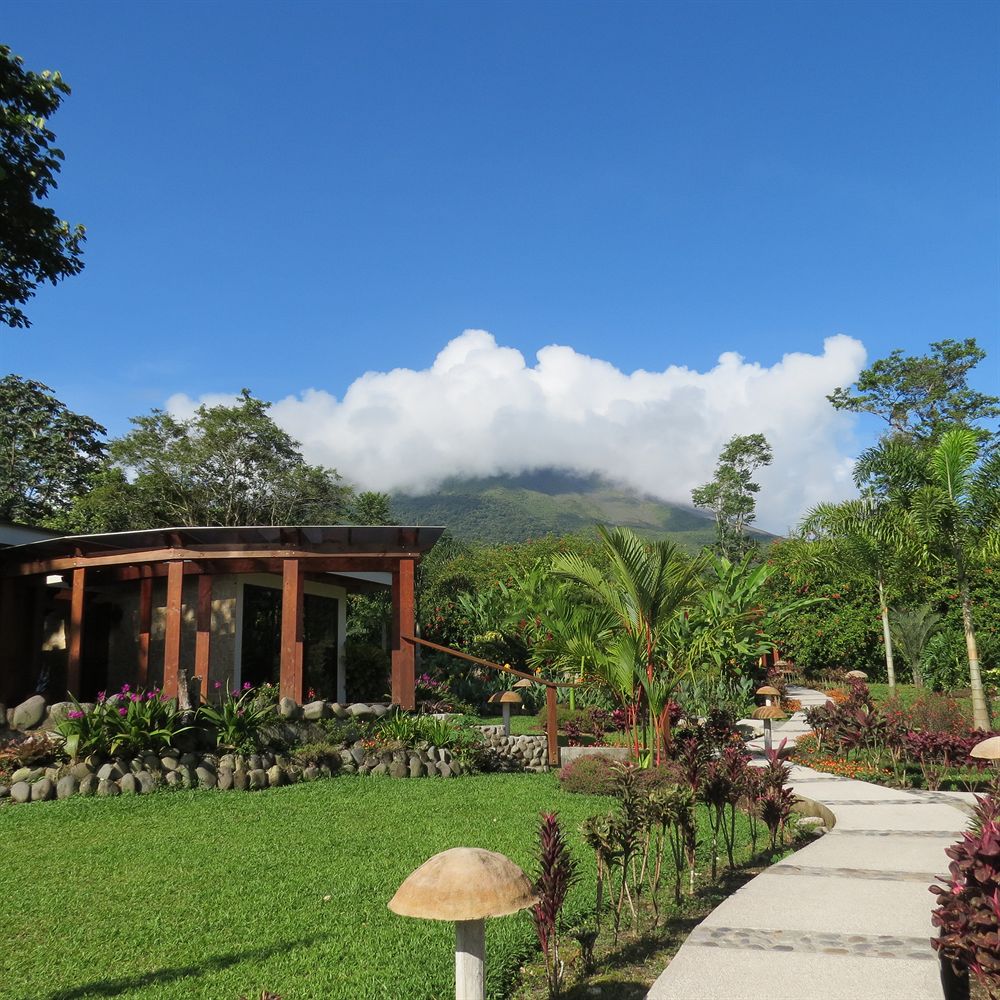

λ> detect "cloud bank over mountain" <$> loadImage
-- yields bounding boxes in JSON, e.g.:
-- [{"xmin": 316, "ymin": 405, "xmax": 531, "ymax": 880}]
[{"xmin": 168, "ymin": 330, "xmax": 867, "ymax": 533}]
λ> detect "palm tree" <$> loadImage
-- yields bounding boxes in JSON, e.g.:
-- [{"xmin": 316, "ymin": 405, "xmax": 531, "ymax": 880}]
[
  {"xmin": 800, "ymin": 496, "xmax": 912, "ymax": 689},
  {"xmin": 866, "ymin": 428, "xmax": 999, "ymax": 729},
  {"xmin": 550, "ymin": 526, "xmax": 706, "ymax": 762},
  {"xmin": 889, "ymin": 604, "xmax": 942, "ymax": 687}
]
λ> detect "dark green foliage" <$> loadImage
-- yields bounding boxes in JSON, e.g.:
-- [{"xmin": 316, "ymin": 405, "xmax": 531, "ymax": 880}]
[
  {"xmin": 890, "ymin": 604, "xmax": 942, "ymax": 686},
  {"xmin": 0, "ymin": 45, "xmax": 85, "ymax": 329},
  {"xmin": 344, "ymin": 640, "xmax": 390, "ymax": 702},
  {"xmin": 0, "ymin": 375, "xmax": 106, "ymax": 524},
  {"xmin": 828, "ymin": 338, "xmax": 999, "ymax": 444},
  {"xmin": 691, "ymin": 433, "xmax": 773, "ymax": 559},
  {"xmin": 62, "ymin": 390, "xmax": 353, "ymax": 530}
]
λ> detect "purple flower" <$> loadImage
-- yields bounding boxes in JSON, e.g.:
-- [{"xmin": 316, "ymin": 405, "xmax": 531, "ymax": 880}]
[
  {"xmin": 97, "ymin": 691, "xmax": 106, "ymax": 703},
  {"xmin": 118, "ymin": 707, "xmax": 127, "ymax": 716},
  {"xmin": 231, "ymin": 689, "xmax": 239, "ymax": 698},
  {"xmin": 213, "ymin": 680, "xmax": 222, "ymax": 690},
  {"xmin": 242, "ymin": 681, "xmax": 252, "ymax": 690},
  {"xmin": 67, "ymin": 710, "xmax": 84, "ymax": 720},
  {"xmin": 121, "ymin": 684, "xmax": 130, "ymax": 693},
  {"xmin": 131, "ymin": 693, "xmax": 140, "ymax": 702}
]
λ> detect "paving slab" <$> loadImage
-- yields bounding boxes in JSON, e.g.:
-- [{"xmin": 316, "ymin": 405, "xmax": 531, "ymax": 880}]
[{"xmin": 646, "ymin": 685, "xmax": 971, "ymax": 1000}]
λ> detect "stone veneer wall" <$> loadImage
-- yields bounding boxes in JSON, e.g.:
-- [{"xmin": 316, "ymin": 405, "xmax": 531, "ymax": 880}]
[{"xmin": 477, "ymin": 726, "xmax": 549, "ymax": 772}]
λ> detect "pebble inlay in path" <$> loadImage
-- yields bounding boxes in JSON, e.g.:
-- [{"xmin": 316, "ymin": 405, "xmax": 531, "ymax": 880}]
[
  {"xmin": 687, "ymin": 925, "xmax": 935, "ymax": 962},
  {"xmin": 768, "ymin": 863, "xmax": 938, "ymax": 883}
]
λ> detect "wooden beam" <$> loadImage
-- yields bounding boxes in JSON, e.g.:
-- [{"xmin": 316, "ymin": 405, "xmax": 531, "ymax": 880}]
[
  {"xmin": 391, "ymin": 558, "xmax": 416, "ymax": 710},
  {"xmin": 279, "ymin": 558, "xmax": 304, "ymax": 701},
  {"xmin": 67, "ymin": 567, "xmax": 86, "ymax": 698},
  {"xmin": 3, "ymin": 547, "xmax": 423, "ymax": 577},
  {"xmin": 162, "ymin": 561, "xmax": 184, "ymax": 700},
  {"xmin": 137, "ymin": 576, "xmax": 153, "ymax": 688},
  {"xmin": 194, "ymin": 574, "xmax": 212, "ymax": 703}
]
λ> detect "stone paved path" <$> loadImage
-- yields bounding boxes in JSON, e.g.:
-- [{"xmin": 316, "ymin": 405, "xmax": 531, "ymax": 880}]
[{"xmin": 646, "ymin": 685, "xmax": 973, "ymax": 1000}]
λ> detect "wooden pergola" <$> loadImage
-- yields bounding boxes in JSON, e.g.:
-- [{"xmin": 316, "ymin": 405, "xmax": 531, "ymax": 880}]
[{"xmin": 0, "ymin": 525, "xmax": 443, "ymax": 709}]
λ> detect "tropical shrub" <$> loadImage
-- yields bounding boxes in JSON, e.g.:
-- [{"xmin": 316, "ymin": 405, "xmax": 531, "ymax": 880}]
[
  {"xmin": 343, "ymin": 640, "xmax": 390, "ymax": 703},
  {"xmin": 931, "ymin": 792, "xmax": 1000, "ymax": 994},
  {"xmin": 197, "ymin": 685, "xmax": 273, "ymax": 751},
  {"xmin": 58, "ymin": 686, "xmax": 190, "ymax": 758},
  {"xmin": 557, "ymin": 754, "xmax": 621, "ymax": 796},
  {"xmin": 531, "ymin": 812, "xmax": 579, "ymax": 998}
]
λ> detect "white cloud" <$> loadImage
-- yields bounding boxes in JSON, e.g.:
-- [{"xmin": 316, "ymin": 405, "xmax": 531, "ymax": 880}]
[{"xmin": 167, "ymin": 330, "xmax": 867, "ymax": 533}]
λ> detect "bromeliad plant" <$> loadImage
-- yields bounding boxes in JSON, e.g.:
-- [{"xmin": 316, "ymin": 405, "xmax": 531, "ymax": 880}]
[
  {"xmin": 58, "ymin": 685, "xmax": 190, "ymax": 758},
  {"xmin": 197, "ymin": 683, "xmax": 273, "ymax": 751}
]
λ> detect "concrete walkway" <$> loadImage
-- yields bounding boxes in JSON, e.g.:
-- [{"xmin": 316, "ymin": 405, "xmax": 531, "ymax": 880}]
[{"xmin": 647, "ymin": 685, "xmax": 974, "ymax": 1000}]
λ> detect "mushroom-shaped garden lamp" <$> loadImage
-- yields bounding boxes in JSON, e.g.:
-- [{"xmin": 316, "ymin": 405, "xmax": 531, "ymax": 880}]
[
  {"xmin": 756, "ymin": 685, "xmax": 781, "ymax": 707},
  {"xmin": 971, "ymin": 735, "xmax": 1000, "ymax": 769},
  {"xmin": 513, "ymin": 678, "xmax": 533, "ymax": 691},
  {"xmin": 388, "ymin": 847, "xmax": 538, "ymax": 1000},
  {"xmin": 488, "ymin": 690, "xmax": 523, "ymax": 736},
  {"xmin": 752, "ymin": 704, "xmax": 786, "ymax": 753}
]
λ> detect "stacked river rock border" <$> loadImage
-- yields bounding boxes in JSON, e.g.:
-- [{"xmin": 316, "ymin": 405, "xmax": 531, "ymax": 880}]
[{"xmin": 0, "ymin": 694, "xmax": 548, "ymax": 806}]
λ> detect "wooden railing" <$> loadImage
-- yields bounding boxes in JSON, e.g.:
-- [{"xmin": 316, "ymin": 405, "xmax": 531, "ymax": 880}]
[{"xmin": 401, "ymin": 634, "xmax": 580, "ymax": 767}]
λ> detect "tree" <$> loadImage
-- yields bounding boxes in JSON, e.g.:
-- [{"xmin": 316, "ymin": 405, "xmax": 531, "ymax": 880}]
[
  {"xmin": 828, "ymin": 338, "xmax": 999, "ymax": 445},
  {"xmin": 691, "ymin": 433, "xmax": 773, "ymax": 559},
  {"xmin": 799, "ymin": 496, "xmax": 913, "ymax": 689},
  {"xmin": 869, "ymin": 428, "xmax": 1000, "ymax": 728},
  {"xmin": 889, "ymin": 604, "xmax": 942, "ymax": 687},
  {"xmin": 1, "ymin": 45, "xmax": 85, "ymax": 329},
  {"xmin": 0, "ymin": 374, "xmax": 106, "ymax": 524},
  {"xmin": 349, "ymin": 490, "xmax": 396, "ymax": 526},
  {"xmin": 551, "ymin": 527, "xmax": 707, "ymax": 762},
  {"xmin": 63, "ymin": 390, "xmax": 353, "ymax": 529}
]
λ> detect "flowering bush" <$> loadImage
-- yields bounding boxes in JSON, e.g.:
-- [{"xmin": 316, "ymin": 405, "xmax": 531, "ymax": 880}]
[
  {"xmin": 931, "ymin": 792, "xmax": 1000, "ymax": 993},
  {"xmin": 197, "ymin": 684, "xmax": 273, "ymax": 751},
  {"xmin": 58, "ymin": 686, "xmax": 190, "ymax": 758},
  {"xmin": 558, "ymin": 754, "xmax": 622, "ymax": 796}
]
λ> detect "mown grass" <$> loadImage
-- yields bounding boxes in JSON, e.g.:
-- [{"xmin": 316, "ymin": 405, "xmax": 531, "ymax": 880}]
[
  {"xmin": 0, "ymin": 775, "xmax": 611, "ymax": 1000},
  {"xmin": 0, "ymin": 771, "xmax": 770, "ymax": 1000}
]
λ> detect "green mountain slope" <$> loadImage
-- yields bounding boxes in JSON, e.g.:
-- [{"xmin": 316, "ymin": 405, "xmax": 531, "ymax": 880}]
[{"xmin": 392, "ymin": 469, "xmax": 736, "ymax": 551}]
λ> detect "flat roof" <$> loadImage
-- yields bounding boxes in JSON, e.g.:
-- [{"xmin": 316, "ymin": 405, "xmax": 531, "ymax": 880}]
[{"xmin": 0, "ymin": 524, "xmax": 445, "ymax": 561}]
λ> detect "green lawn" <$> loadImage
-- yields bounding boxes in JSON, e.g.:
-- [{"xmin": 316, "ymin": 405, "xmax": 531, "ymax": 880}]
[{"xmin": 1, "ymin": 775, "xmax": 614, "ymax": 1000}]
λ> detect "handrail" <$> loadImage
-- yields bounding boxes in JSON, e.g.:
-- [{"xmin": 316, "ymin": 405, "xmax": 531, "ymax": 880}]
[
  {"xmin": 401, "ymin": 632, "xmax": 572, "ymax": 766},
  {"xmin": 401, "ymin": 634, "xmax": 581, "ymax": 688}
]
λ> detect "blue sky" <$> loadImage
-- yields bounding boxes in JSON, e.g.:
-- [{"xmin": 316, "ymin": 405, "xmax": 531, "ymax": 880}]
[{"xmin": 2, "ymin": 1, "xmax": 998, "ymax": 528}]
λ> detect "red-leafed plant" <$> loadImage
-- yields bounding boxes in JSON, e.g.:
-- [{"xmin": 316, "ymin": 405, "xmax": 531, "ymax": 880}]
[
  {"xmin": 532, "ymin": 812, "xmax": 579, "ymax": 998},
  {"xmin": 931, "ymin": 792, "xmax": 1000, "ymax": 996},
  {"xmin": 760, "ymin": 739, "xmax": 795, "ymax": 850}
]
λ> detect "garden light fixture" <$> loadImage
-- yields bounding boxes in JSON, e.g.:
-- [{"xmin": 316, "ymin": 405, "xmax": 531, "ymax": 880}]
[
  {"xmin": 756, "ymin": 685, "xmax": 781, "ymax": 707},
  {"xmin": 488, "ymin": 690, "xmax": 522, "ymax": 736},
  {"xmin": 752, "ymin": 704, "xmax": 786, "ymax": 753},
  {"xmin": 389, "ymin": 847, "xmax": 538, "ymax": 1000}
]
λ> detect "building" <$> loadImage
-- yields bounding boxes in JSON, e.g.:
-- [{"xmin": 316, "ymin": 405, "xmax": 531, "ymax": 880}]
[{"xmin": 0, "ymin": 524, "xmax": 443, "ymax": 710}]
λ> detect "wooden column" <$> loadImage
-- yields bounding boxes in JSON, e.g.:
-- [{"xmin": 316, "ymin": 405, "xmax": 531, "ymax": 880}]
[
  {"xmin": 67, "ymin": 567, "xmax": 86, "ymax": 698},
  {"xmin": 391, "ymin": 557, "xmax": 416, "ymax": 710},
  {"xmin": 194, "ymin": 574, "xmax": 212, "ymax": 704},
  {"xmin": 162, "ymin": 560, "xmax": 184, "ymax": 700},
  {"xmin": 0, "ymin": 578, "xmax": 18, "ymax": 705},
  {"xmin": 546, "ymin": 685, "xmax": 560, "ymax": 767},
  {"xmin": 279, "ymin": 558, "xmax": 304, "ymax": 701},
  {"xmin": 137, "ymin": 576, "xmax": 153, "ymax": 688}
]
